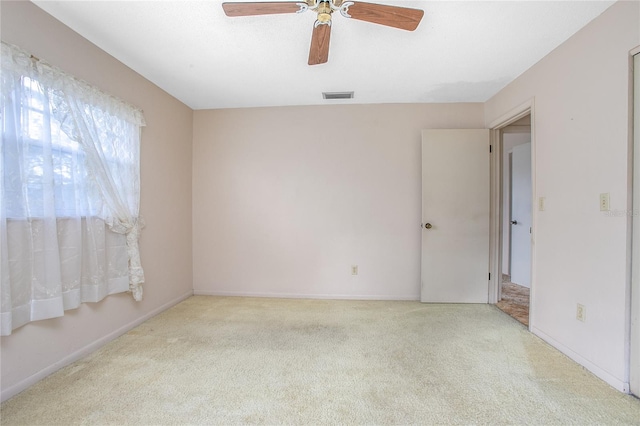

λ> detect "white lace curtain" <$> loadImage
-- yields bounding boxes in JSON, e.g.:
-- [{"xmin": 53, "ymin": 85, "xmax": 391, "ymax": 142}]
[{"xmin": 0, "ymin": 42, "xmax": 146, "ymax": 336}]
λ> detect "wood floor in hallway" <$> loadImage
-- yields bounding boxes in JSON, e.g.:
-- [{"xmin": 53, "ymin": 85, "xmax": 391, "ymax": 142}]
[{"xmin": 496, "ymin": 274, "xmax": 530, "ymax": 327}]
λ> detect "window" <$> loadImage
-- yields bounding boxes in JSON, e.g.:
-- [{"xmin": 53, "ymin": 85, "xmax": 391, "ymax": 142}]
[
  {"xmin": 3, "ymin": 76, "xmax": 99, "ymax": 219},
  {"xmin": 0, "ymin": 42, "xmax": 146, "ymax": 336}
]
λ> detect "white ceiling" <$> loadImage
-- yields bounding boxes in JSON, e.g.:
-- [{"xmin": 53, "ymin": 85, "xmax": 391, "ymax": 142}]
[{"xmin": 32, "ymin": 0, "xmax": 615, "ymax": 110}]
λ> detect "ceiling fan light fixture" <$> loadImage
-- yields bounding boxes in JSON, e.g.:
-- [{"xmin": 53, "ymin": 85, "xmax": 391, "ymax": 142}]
[
  {"xmin": 316, "ymin": 1, "xmax": 333, "ymax": 25},
  {"xmin": 222, "ymin": 1, "xmax": 424, "ymax": 64},
  {"xmin": 323, "ymin": 91, "xmax": 354, "ymax": 100}
]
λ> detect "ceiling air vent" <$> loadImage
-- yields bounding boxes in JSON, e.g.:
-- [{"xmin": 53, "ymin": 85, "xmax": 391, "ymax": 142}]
[{"xmin": 322, "ymin": 91, "xmax": 354, "ymax": 100}]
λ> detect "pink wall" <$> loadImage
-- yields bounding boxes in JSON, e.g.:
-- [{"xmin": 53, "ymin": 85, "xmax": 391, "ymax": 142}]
[
  {"xmin": 1, "ymin": 1, "xmax": 194, "ymax": 400},
  {"xmin": 485, "ymin": 1, "xmax": 640, "ymax": 391},
  {"xmin": 193, "ymin": 104, "xmax": 484, "ymax": 300}
]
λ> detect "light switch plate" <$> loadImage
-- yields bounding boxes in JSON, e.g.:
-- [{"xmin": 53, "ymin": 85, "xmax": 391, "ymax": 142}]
[{"xmin": 538, "ymin": 197, "xmax": 545, "ymax": 211}]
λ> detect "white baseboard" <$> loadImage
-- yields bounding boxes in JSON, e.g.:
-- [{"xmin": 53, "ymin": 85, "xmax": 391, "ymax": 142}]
[
  {"xmin": 531, "ymin": 326, "xmax": 630, "ymax": 393},
  {"xmin": 193, "ymin": 289, "xmax": 419, "ymax": 301},
  {"xmin": 1, "ymin": 290, "xmax": 193, "ymax": 403}
]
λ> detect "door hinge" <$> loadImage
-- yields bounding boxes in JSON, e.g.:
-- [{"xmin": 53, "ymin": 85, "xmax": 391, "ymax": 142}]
[
  {"xmin": 489, "ymin": 272, "xmax": 491, "ymax": 280},
  {"xmin": 489, "ymin": 145, "xmax": 492, "ymax": 153}
]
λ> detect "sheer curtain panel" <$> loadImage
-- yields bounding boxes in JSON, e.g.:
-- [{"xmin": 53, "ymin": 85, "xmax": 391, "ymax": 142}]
[{"xmin": 1, "ymin": 42, "xmax": 146, "ymax": 336}]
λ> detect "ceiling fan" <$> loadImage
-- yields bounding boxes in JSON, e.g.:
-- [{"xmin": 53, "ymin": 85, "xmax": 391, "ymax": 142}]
[{"xmin": 222, "ymin": 0, "xmax": 424, "ymax": 65}]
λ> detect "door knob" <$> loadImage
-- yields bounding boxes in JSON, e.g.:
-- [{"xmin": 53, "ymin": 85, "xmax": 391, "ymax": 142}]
[
  {"xmin": 510, "ymin": 220, "xmax": 518, "ymax": 225},
  {"xmin": 424, "ymin": 223, "xmax": 433, "ymax": 229}
]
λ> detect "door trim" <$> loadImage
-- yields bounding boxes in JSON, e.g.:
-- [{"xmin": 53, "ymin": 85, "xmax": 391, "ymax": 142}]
[
  {"xmin": 488, "ymin": 99, "xmax": 536, "ymax": 331},
  {"xmin": 629, "ymin": 48, "xmax": 640, "ymax": 396}
]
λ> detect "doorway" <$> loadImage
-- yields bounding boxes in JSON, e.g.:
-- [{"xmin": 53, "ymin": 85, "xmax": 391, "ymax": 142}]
[{"xmin": 497, "ymin": 118, "xmax": 531, "ymax": 326}]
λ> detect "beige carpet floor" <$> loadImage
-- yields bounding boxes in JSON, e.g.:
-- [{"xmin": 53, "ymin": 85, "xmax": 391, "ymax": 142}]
[{"xmin": 2, "ymin": 296, "xmax": 640, "ymax": 425}]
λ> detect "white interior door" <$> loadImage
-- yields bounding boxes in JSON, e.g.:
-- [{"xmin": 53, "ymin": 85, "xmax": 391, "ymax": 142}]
[
  {"xmin": 510, "ymin": 143, "xmax": 532, "ymax": 288},
  {"xmin": 502, "ymin": 131, "xmax": 532, "ymax": 276},
  {"xmin": 421, "ymin": 129, "xmax": 490, "ymax": 303}
]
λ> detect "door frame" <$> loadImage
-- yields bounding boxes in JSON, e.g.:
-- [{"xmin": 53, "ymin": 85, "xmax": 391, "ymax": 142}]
[
  {"xmin": 629, "ymin": 46, "xmax": 640, "ymax": 396},
  {"xmin": 488, "ymin": 99, "xmax": 536, "ymax": 330}
]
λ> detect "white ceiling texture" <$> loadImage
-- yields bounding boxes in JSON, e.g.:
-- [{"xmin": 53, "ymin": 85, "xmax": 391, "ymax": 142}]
[{"xmin": 32, "ymin": 0, "xmax": 615, "ymax": 110}]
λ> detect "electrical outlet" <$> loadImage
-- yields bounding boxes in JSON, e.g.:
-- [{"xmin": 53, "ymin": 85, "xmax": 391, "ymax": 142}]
[
  {"xmin": 599, "ymin": 193, "xmax": 610, "ymax": 211},
  {"xmin": 576, "ymin": 304, "xmax": 586, "ymax": 322},
  {"xmin": 351, "ymin": 265, "xmax": 358, "ymax": 276}
]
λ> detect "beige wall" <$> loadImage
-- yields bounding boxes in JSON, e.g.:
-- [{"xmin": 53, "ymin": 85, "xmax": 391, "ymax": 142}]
[
  {"xmin": 0, "ymin": 1, "xmax": 193, "ymax": 400},
  {"xmin": 193, "ymin": 104, "xmax": 483, "ymax": 299},
  {"xmin": 485, "ymin": 0, "xmax": 640, "ymax": 391}
]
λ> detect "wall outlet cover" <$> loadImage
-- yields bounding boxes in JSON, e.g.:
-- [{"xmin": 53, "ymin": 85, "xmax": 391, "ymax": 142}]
[{"xmin": 599, "ymin": 193, "xmax": 610, "ymax": 211}]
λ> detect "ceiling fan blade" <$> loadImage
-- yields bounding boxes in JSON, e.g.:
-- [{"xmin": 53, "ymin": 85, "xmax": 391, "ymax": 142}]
[
  {"xmin": 222, "ymin": 2, "xmax": 304, "ymax": 17},
  {"xmin": 345, "ymin": 1, "xmax": 424, "ymax": 31},
  {"xmin": 308, "ymin": 24, "xmax": 331, "ymax": 65}
]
